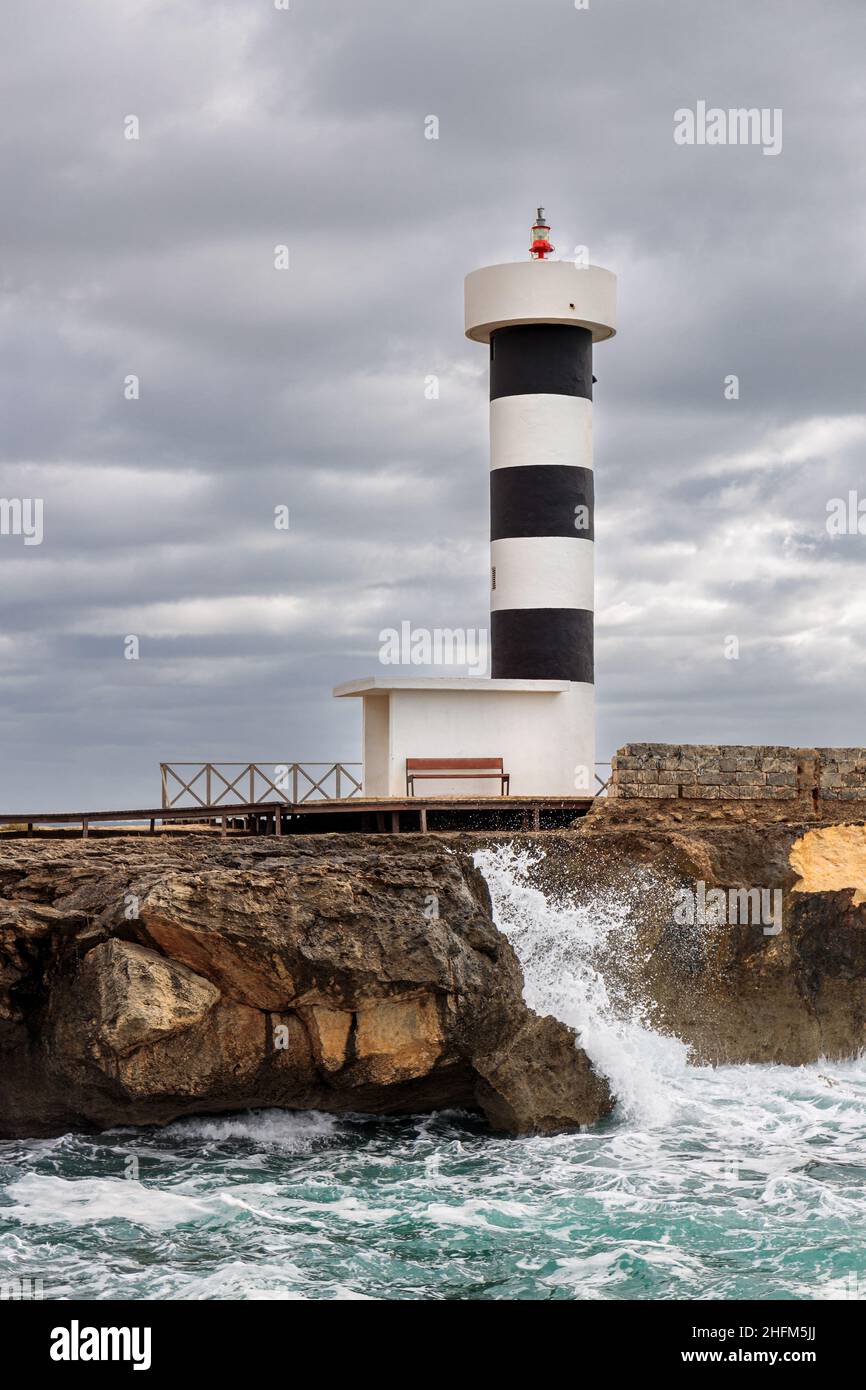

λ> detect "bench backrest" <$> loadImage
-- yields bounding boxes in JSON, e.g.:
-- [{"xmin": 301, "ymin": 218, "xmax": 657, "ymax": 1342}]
[{"xmin": 406, "ymin": 757, "xmax": 503, "ymax": 771}]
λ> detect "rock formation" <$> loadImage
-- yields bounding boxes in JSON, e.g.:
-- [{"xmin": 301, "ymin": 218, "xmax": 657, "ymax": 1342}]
[
  {"xmin": 0, "ymin": 836, "xmax": 611, "ymax": 1140},
  {"xmin": 6, "ymin": 779, "xmax": 866, "ymax": 1139},
  {"xmin": 567, "ymin": 796, "xmax": 866, "ymax": 1064}
]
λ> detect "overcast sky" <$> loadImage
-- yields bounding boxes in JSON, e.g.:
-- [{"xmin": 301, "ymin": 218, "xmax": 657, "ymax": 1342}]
[{"xmin": 2, "ymin": 0, "xmax": 866, "ymax": 811}]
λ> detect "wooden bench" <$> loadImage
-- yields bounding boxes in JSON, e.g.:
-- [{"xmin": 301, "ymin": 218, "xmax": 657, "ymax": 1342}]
[{"xmin": 406, "ymin": 757, "xmax": 510, "ymax": 796}]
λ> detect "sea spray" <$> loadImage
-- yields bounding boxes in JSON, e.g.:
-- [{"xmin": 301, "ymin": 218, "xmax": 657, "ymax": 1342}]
[{"xmin": 474, "ymin": 842, "xmax": 692, "ymax": 1126}]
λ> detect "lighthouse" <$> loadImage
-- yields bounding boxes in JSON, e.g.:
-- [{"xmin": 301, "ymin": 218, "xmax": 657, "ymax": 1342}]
[
  {"xmin": 335, "ymin": 211, "xmax": 616, "ymax": 799},
  {"xmin": 464, "ymin": 210, "xmax": 616, "ymax": 775}
]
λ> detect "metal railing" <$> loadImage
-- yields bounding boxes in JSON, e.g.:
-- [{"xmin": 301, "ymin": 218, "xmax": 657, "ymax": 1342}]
[
  {"xmin": 160, "ymin": 762, "xmax": 363, "ymax": 809},
  {"xmin": 160, "ymin": 760, "xmax": 609, "ymax": 809},
  {"xmin": 594, "ymin": 761, "xmax": 612, "ymax": 796},
  {"xmin": 0, "ymin": 802, "xmax": 285, "ymax": 838}
]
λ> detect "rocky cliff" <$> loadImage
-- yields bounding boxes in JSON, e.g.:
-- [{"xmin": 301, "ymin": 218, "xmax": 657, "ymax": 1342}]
[
  {"xmin": 0, "ymin": 836, "xmax": 610, "ymax": 1140},
  {"xmin": 563, "ymin": 797, "xmax": 866, "ymax": 1064}
]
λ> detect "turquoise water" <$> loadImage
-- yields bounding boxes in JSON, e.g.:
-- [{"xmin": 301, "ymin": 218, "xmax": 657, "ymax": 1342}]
[{"xmin": 1, "ymin": 845, "xmax": 865, "ymax": 1301}]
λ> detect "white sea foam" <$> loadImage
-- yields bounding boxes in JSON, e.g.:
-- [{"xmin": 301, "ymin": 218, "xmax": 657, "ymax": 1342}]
[
  {"xmin": 170, "ymin": 1261, "xmax": 310, "ymax": 1300},
  {"xmin": 162, "ymin": 1109, "xmax": 341, "ymax": 1150},
  {"xmin": 423, "ymin": 1197, "xmax": 537, "ymax": 1228},
  {"xmin": 5, "ymin": 1174, "xmax": 211, "ymax": 1228}
]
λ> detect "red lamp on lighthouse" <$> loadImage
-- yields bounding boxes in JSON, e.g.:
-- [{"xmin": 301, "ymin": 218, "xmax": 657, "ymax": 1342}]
[{"xmin": 529, "ymin": 207, "xmax": 554, "ymax": 259}]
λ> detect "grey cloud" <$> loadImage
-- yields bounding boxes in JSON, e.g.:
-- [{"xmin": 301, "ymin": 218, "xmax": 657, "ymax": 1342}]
[{"xmin": 2, "ymin": 0, "xmax": 866, "ymax": 807}]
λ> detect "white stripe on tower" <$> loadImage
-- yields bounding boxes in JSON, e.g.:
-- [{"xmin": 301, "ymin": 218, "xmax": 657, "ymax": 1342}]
[
  {"xmin": 490, "ymin": 394, "xmax": 592, "ymax": 471},
  {"xmin": 490, "ymin": 536, "xmax": 594, "ymax": 612}
]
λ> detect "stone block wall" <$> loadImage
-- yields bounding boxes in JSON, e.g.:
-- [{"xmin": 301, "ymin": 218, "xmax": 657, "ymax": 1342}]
[{"xmin": 609, "ymin": 745, "xmax": 866, "ymax": 802}]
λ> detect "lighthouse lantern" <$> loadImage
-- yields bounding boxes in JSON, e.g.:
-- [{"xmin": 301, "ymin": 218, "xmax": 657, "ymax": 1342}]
[{"xmin": 530, "ymin": 207, "xmax": 554, "ymax": 259}]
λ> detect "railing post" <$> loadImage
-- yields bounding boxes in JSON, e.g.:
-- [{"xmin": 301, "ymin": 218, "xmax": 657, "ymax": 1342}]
[
  {"xmin": 161, "ymin": 764, "xmax": 168, "ymax": 809},
  {"xmin": 292, "ymin": 765, "xmax": 298, "ymax": 803},
  {"xmin": 336, "ymin": 765, "xmax": 342, "ymax": 800},
  {"xmin": 206, "ymin": 764, "xmax": 212, "ymax": 808}
]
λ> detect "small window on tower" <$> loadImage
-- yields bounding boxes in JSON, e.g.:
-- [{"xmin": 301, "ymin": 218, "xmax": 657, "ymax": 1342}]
[{"xmin": 491, "ymin": 565, "xmax": 496, "ymax": 591}]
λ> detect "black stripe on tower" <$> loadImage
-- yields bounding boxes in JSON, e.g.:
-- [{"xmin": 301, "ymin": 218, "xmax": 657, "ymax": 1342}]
[
  {"xmin": 491, "ymin": 609, "xmax": 593, "ymax": 683},
  {"xmin": 490, "ymin": 465, "xmax": 594, "ymax": 541},
  {"xmin": 490, "ymin": 324, "xmax": 594, "ymax": 401}
]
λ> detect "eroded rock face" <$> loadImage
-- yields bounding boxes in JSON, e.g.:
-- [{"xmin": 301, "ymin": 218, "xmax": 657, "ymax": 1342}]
[
  {"xmin": 0, "ymin": 836, "xmax": 611, "ymax": 1139},
  {"xmin": 473, "ymin": 1015, "xmax": 611, "ymax": 1135},
  {"xmin": 70, "ymin": 940, "xmax": 222, "ymax": 1055},
  {"xmin": 790, "ymin": 824, "xmax": 866, "ymax": 905},
  {"xmin": 565, "ymin": 799, "xmax": 866, "ymax": 1064}
]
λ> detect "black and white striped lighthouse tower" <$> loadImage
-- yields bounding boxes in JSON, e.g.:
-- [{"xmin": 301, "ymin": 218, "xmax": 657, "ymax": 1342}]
[{"xmin": 464, "ymin": 210, "xmax": 616, "ymax": 780}]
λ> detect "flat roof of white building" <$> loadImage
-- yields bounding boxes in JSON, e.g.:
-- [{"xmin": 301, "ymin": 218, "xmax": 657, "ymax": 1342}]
[{"xmin": 333, "ymin": 676, "xmax": 571, "ymax": 697}]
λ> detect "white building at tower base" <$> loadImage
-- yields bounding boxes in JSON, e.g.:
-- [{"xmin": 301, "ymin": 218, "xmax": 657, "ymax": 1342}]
[{"xmin": 333, "ymin": 677, "xmax": 594, "ymax": 797}]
